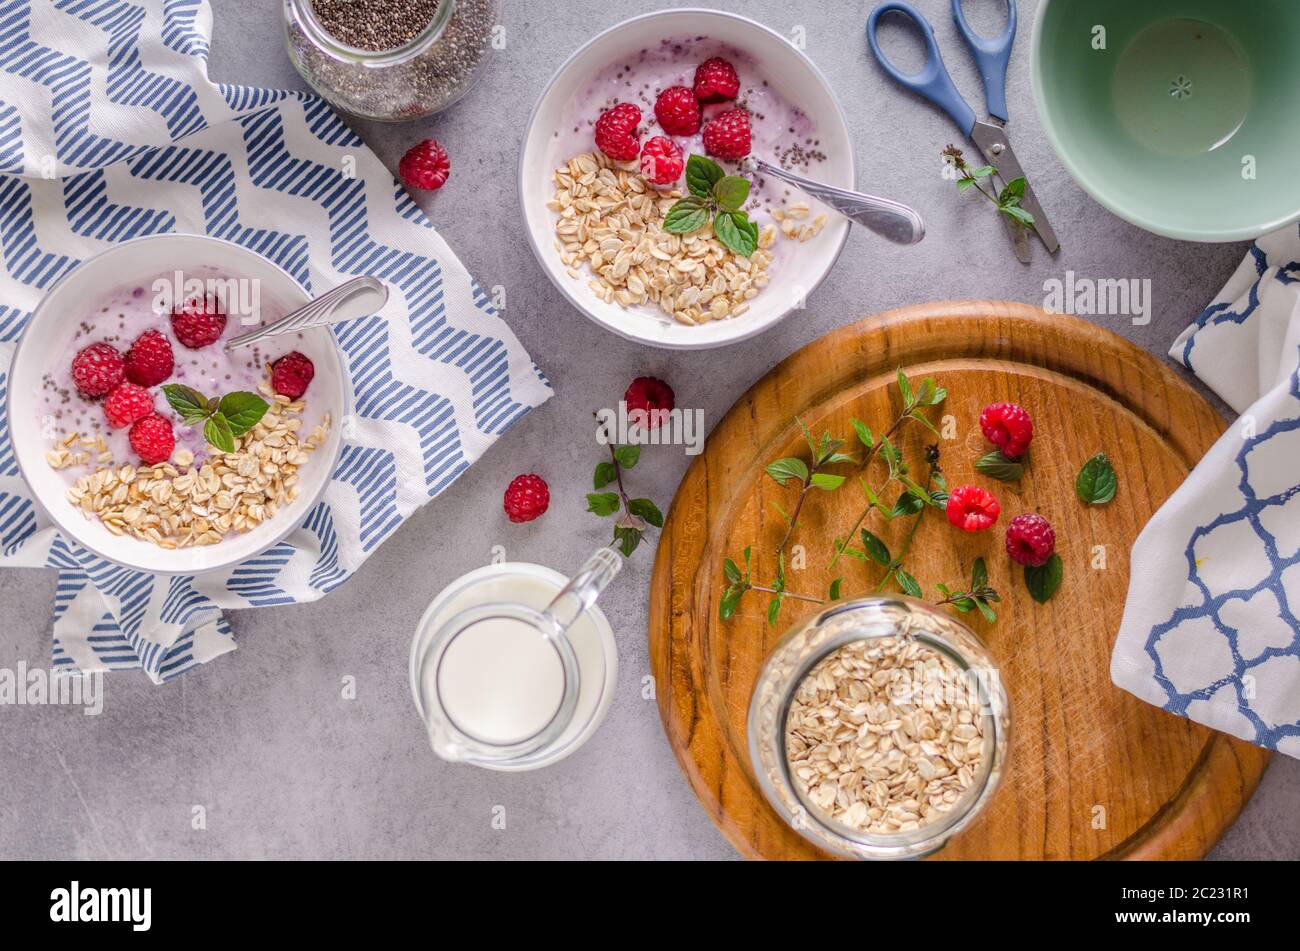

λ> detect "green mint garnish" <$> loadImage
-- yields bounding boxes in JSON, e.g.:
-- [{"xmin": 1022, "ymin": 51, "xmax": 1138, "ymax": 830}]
[
  {"xmin": 1076, "ymin": 452, "xmax": 1117, "ymax": 505},
  {"xmin": 1024, "ymin": 553, "xmax": 1064, "ymax": 604},
  {"xmin": 162, "ymin": 383, "xmax": 269, "ymax": 455},
  {"xmin": 974, "ymin": 450, "xmax": 1024, "ymax": 482},
  {"xmin": 664, "ymin": 154, "xmax": 760, "ymax": 257}
]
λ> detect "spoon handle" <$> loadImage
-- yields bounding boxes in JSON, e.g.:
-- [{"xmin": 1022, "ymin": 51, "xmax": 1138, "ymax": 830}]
[
  {"xmin": 750, "ymin": 157, "xmax": 925, "ymax": 246},
  {"xmin": 224, "ymin": 276, "xmax": 389, "ymax": 352}
]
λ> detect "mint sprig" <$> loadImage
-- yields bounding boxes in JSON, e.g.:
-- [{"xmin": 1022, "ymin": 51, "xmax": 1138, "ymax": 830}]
[
  {"xmin": 162, "ymin": 384, "xmax": 269, "ymax": 454},
  {"xmin": 663, "ymin": 155, "xmax": 759, "ymax": 257}
]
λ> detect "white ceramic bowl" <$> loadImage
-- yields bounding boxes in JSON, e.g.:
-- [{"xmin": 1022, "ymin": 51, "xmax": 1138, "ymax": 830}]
[
  {"xmin": 7, "ymin": 234, "xmax": 348, "ymax": 575},
  {"xmin": 519, "ymin": 8, "xmax": 854, "ymax": 350}
]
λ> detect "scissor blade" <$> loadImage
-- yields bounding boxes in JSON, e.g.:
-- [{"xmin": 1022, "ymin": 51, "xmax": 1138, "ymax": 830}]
[{"xmin": 971, "ymin": 121, "xmax": 1061, "ymax": 255}]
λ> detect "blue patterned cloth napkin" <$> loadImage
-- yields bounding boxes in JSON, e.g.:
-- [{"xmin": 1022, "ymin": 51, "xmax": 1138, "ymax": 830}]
[
  {"xmin": 0, "ymin": 0, "xmax": 551, "ymax": 681},
  {"xmin": 1113, "ymin": 223, "xmax": 1300, "ymax": 757}
]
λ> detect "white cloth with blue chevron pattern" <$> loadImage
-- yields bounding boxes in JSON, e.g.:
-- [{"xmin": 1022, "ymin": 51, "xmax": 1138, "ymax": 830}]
[
  {"xmin": 1113, "ymin": 223, "xmax": 1300, "ymax": 758},
  {"xmin": 0, "ymin": 0, "xmax": 551, "ymax": 681}
]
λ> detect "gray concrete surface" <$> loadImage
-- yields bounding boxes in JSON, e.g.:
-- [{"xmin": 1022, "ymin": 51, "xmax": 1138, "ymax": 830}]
[{"xmin": 0, "ymin": 0, "xmax": 1296, "ymax": 860}]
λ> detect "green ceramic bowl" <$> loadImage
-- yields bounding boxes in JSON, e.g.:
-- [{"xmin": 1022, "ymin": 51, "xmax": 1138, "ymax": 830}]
[{"xmin": 1032, "ymin": 0, "xmax": 1300, "ymax": 241}]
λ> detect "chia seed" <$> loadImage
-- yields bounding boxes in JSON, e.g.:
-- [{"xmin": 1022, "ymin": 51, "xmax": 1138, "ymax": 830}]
[
  {"xmin": 311, "ymin": 0, "xmax": 441, "ymax": 53},
  {"xmin": 286, "ymin": 0, "xmax": 499, "ymax": 121}
]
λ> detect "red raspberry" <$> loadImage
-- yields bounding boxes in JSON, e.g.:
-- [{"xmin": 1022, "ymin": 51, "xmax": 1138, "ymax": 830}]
[
  {"xmin": 503, "ymin": 473, "xmax": 549, "ymax": 523},
  {"xmin": 103, "ymin": 382, "xmax": 155, "ymax": 429},
  {"xmin": 624, "ymin": 376, "xmax": 675, "ymax": 429},
  {"xmin": 398, "ymin": 139, "xmax": 451, "ymax": 191},
  {"xmin": 639, "ymin": 137, "xmax": 685, "ymax": 186},
  {"xmin": 1005, "ymin": 513, "xmax": 1056, "ymax": 567},
  {"xmin": 945, "ymin": 484, "xmax": 1001, "ymax": 532},
  {"xmin": 171, "ymin": 298, "xmax": 227, "ymax": 349},
  {"xmin": 979, "ymin": 402, "xmax": 1034, "ymax": 458},
  {"xmin": 129, "ymin": 413, "xmax": 175, "ymax": 465},
  {"xmin": 123, "ymin": 329, "xmax": 174, "ymax": 386},
  {"xmin": 70, "ymin": 342, "xmax": 124, "ymax": 399},
  {"xmin": 593, "ymin": 102, "xmax": 642, "ymax": 162},
  {"xmin": 653, "ymin": 85, "xmax": 702, "ymax": 136},
  {"xmin": 702, "ymin": 109, "xmax": 752, "ymax": 161},
  {"xmin": 270, "ymin": 351, "xmax": 315, "ymax": 399},
  {"xmin": 693, "ymin": 56, "xmax": 740, "ymax": 104}
]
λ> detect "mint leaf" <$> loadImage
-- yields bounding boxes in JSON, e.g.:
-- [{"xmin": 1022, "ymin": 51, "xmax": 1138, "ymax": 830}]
[
  {"xmin": 767, "ymin": 597, "xmax": 781, "ymax": 627},
  {"xmin": 719, "ymin": 585, "xmax": 743, "ymax": 620},
  {"xmin": 724, "ymin": 559, "xmax": 742, "ymax": 584},
  {"xmin": 1025, "ymin": 553, "xmax": 1064, "ymax": 603},
  {"xmin": 663, "ymin": 197, "xmax": 710, "ymax": 234},
  {"xmin": 593, "ymin": 461, "xmax": 617, "ymax": 489},
  {"xmin": 713, "ymin": 211, "xmax": 758, "ymax": 257},
  {"xmin": 972, "ymin": 556, "xmax": 989, "ymax": 590},
  {"xmin": 204, "ymin": 413, "xmax": 235, "ymax": 454},
  {"xmin": 614, "ymin": 525, "xmax": 642, "ymax": 557},
  {"xmin": 895, "ymin": 568, "xmax": 922, "ymax": 598},
  {"xmin": 217, "ymin": 391, "xmax": 269, "ymax": 437},
  {"xmin": 975, "ymin": 450, "xmax": 1024, "ymax": 482},
  {"xmin": 1000, "ymin": 204, "xmax": 1036, "ymax": 227},
  {"xmin": 851, "ymin": 418, "xmax": 874, "ymax": 448},
  {"xmin": 586, "ymin": 492, "xmax": 620, "ymax": 517},
  {"xmin": 162, "ymin": 384, "xmax": 210, "ymax": 424},
  {"xmin": 627, "ymin": 497, "xmax": 663, "ymax": 528},
  {"xmin": 897, "ymin": 369, "xmax": 914, "ymax": 409},
  {"xmin": 999, "ymin": 176, "xmax": 1027, "ymax": 202},
  {"xmin": 765, "ymin": 457, "xmax": 808, "ymax": 486},
  {"xmin": 972, "ymin": 165, "xmax": 997, "ymax": 179},
  {"xmin": 860, "ymin": 529, "xmax": 891, "ymax": 567},
  {"xmin": 810, "ymin": 473, "xmax": 845, "ymax": 492},
  {"xmin": 712, "ymin": 175, "xmax": 750, "ymax": 211},
  {"xmin": 829, "ymin": 578, "xmax": 843, "ymax": 601},
  {"xmin": 1076, "ymin": 452, "xmax": 1117, "ymax": 505},
  {"xmin": 685, "ymin": 154, "xmax": 724, "ymax": 198},
  {"xmin": 614, "ymin": 444, "xmax": 641, "ymax": 469}
]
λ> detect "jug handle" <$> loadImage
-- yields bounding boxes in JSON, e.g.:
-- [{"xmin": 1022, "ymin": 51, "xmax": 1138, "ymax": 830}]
[{"xmin": 540, "ymin": 547, "xmax": 623, "ymax": 637}]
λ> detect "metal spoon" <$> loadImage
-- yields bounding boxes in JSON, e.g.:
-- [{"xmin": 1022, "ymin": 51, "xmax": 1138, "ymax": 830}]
[
  {"xmin": 224, "ymin": 276, "xmax": 389, "ymax": 352},
  {"xmin": 741, "ymin": 156, "xmax": 925, "ymax": 246}
]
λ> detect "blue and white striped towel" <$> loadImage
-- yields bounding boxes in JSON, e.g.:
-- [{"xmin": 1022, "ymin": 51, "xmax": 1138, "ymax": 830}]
[
  {"xmin": 1114, "ymin": 222, "xmax": 1300, "ymax": 758},
  {"xmin": 0, "ymin": 0, "xmax": 551, "ymax": 681}
]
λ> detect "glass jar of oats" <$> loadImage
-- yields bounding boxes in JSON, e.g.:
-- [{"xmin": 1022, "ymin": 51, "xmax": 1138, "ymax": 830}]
[
  {"xmin": 747, "ymin": 596, "xmax": 1011, "ymax": 860},
  {"xmin": 282, "ymin": 0, "xmax": 499, "ymax": 121}
]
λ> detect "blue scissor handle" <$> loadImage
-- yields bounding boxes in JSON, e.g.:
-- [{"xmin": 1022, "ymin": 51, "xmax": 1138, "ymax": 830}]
[
  {"xmin": 951, "ymin": 0, "xmax": 1016, "ymax": 123},
  {"xmin": 866, "ymin": 1, "xmax": 976, "ymax": 137}
]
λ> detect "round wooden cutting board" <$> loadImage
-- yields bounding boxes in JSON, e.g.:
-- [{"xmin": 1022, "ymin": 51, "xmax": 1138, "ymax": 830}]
[{"xmin": 648, "ymin": 301, "xmax": 1270, "ymax": 860}]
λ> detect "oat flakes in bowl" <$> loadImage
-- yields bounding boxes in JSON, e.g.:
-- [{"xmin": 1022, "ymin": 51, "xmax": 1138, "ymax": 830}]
[{"xmin": 8, "ymin": 234, "xmax": 347, "ymax": 576}]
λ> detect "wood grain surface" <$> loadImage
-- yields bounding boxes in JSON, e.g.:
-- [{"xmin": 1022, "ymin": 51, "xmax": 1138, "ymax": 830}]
[{"xmin": 647, "ymin": 301, "xmax": 1270, "ymax": 860}]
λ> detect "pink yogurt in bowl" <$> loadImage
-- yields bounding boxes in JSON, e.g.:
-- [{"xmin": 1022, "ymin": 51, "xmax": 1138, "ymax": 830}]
[
  {"xmin": 520, "ymin": 8, "xmax": 855, "ymax": 350},
  {"xmin": 8, "ymin": 234, "xmax": 348, "ymax": 576}
]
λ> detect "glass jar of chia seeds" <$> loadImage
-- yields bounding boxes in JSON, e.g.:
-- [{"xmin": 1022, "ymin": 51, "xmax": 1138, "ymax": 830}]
[
  {"xmin": 747, "ymin": 596, "xmax": 1011, "ymax": 860},
  {"xmin": 283, "ymin": 0, "xmax": 499, "ymax": 121}
]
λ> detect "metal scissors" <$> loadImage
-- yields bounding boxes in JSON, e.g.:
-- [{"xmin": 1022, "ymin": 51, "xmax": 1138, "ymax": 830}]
[{"xmin": 866, "ymin": 0, "xmax": 1059, "ymax": 261}]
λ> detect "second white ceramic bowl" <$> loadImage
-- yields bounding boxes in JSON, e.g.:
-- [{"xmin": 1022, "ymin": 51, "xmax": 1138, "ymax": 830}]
[
  {"xmin": 520, "ymin": 8, "xmax": 855, "ymax": 350},
  {"xmin": 7, "ymin": 234, "xmax": 348, "ymax": 576}
]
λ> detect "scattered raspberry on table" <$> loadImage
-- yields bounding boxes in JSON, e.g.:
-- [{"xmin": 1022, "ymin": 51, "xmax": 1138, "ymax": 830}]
[
  {"xmin": 653, "ymin": 85, "xmax": 702, "ymax": 136},
  {"xmin": 639, "ymin": 137, "xmax": 684, "ymax": 186},
  {"xmin": 946, "ymin": 484, "xmax": 1001, "ymax": 532},
  {"xmin": 980, "ymin": 401, "xmax": 1034, "ymax": 458},
  {"xmin": 103, "ymin": 382, "xmax": 155, "ymax": 429},
  {"xmin": 624, "ymin": 376, "xmax": 675, "ymax": 429},
  {"xmin": 171, "ymin": 298, "xmax": 227, "ymax": 350},
  {"xmin": 124, "ymin": 329, "xmax": 174, "ymax": 387},
  {"xmin": 129, "ymin": 413, "xmax": 175, "ymax": 466},
  {"xmin": 702, "ymin": 108, "xmax": 752, "ymax": 160},
  {"xmin": 398, "ymin": 138, "xmax": 451, "ymax": 191},
  {"xmin": 593, "ymin": 102, "xmax": 642, "ymax": 162},
  {"xmin": 1005, "ymin": 513, "xmax": 1056, "ymax": 567},
  {"xmin": 503, "ymin": 473, "xmax": 549, "ymax": 523},
  {"xmin": 270, "ymin": 351, "xmax": 315, "ymax": 400},
  {"xmin": 693, "ymin": 56, "xmax": 740, "ymax": 103},
  {"xmin": 71, "ymin": 342, "xmax": 124, "ymax": 399}
]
